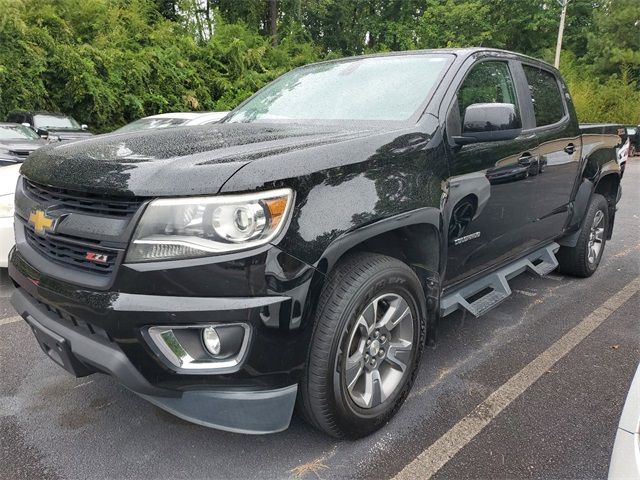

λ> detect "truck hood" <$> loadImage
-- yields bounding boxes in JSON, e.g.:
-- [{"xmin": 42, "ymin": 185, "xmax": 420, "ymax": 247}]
[{"xmin": 20, "ymin": 123, "xmax": 377, "ymax": 197}]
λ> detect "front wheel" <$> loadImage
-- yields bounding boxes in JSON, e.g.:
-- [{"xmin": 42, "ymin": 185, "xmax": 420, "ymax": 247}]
[
  {"xmin": 298, "ymin": 253, "xmax": 426, "ymax": 438},
  {"xmin": 557, "ymin": 193, "xmax": 609, "ymax": 277}
]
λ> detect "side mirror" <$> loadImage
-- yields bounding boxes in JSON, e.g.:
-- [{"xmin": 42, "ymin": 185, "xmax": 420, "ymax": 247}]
[
  {"xmin": 81, "ymin": 124, "xmax": 88, "ymax": 130},
  {"xmin": 21, "ymin": 122, "xmax": 32, "ymax": 128},
  {"xmin": 453, "ymin": 103, "xmax": 522, "ymax": 145}
]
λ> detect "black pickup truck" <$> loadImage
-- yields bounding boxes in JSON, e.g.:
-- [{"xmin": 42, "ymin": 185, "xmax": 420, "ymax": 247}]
[{"xmin": 8, "ymin": 48, "xmax": 623, "ymax": 438}]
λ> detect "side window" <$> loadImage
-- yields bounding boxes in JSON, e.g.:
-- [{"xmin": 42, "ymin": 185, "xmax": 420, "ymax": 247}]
[
  {"xmin": 457, "ymin": 61, "xmax": 519, "ymax": 124},
  {"xmin": 522, "ymin": 65, "xmax": 565, "ymax": 127}
]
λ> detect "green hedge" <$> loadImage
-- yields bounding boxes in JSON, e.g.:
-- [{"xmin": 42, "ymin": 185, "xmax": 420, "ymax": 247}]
[
  {"xmin": 0, "ymin": 0, "xmax": 320, "ymax": 132},
  {"xmin": 1, "ymin": 0, "xmax": 638, "ymax": 131}
]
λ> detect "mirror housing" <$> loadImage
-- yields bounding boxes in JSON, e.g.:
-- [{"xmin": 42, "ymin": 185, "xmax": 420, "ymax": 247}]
[
  {"xmin": 453, "ymin": 103, "xmax": 522, "ymax": 145},
  {"xmin": 21, "ymin": 122, "xmax": 32, "ymax": 128},
  {"xmin": 81, "ymin": 124, "xmax": 88, "ymax": 130}
]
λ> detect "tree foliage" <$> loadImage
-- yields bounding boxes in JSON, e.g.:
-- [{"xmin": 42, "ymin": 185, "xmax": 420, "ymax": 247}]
[{"xmin": 0, "ymin": 0, "xmax": 638, "ymax": 131}]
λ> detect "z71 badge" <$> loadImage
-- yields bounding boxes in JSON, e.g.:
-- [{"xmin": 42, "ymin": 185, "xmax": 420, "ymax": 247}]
[{"xmin": 85, "ymin": 252, "xmax": 109, "ymax": 264}]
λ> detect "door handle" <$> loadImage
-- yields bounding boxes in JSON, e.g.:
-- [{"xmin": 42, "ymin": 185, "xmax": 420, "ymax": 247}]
[{"xmin": 564, "ymin": 143, "xmax": 576, "ymax": 155}]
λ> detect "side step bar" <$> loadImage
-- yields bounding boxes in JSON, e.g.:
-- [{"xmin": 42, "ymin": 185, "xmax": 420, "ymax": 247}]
[{"xmin": 440, "ymin": 242, "xmax": 560, "ymax": 318}]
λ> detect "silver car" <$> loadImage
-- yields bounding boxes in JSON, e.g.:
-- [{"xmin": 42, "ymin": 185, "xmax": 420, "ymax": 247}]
[{"xmin": 609, "ymin": 363, "xmax": 640, "ymax": 478}]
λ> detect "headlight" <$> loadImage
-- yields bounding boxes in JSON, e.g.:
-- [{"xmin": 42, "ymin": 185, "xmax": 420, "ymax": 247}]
[
  {"xmin": 0, "ymin": 193, "xmax": 15, "ymax": 218},
  {"xmin": 126, "ymin": 188, "xmax": 294, "ymax": 262}
]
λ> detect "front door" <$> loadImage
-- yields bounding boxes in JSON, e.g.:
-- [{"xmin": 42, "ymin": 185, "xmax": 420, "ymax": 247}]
[{"xmin": 443, "ymin": 59, "xmax": 541, "ymax": 286}]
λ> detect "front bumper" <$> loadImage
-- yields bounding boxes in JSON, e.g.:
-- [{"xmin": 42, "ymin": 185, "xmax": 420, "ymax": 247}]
[
  {"xmin": 8, "ymin": 241, "xmax": 320, "ymax": 434},
  {"xmin": 11, "ymin": 287, "xmax": 297, "ymax": 433}
]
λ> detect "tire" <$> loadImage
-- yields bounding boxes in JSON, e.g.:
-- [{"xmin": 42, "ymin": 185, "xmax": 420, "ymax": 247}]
[
  {"xmin": 298, "ymin": 252, "xmax": 426, "ymax": 438},
  {"xmin": 557, "ymin": 193, "xmax": 609, "ymax": 277}
]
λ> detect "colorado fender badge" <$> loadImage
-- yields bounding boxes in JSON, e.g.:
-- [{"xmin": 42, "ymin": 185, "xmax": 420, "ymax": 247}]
[{"xmin": 453, "ymin": 231, "xmax": 481, "ymax": 246}]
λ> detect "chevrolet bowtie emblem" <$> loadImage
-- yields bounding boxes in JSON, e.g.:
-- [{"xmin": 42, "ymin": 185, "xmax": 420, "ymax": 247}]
[{"xmin": 29, "ymin": 209, "xmax": 56, "ymax": 236}]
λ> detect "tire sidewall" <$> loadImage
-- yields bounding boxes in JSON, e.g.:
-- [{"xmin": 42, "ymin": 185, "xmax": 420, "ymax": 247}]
[
  {"xmin": 327, "ymin": 268, "xmax": 425, "ymax": 435},
  {"xmin": 584, "ymin": 197, "xmax": 609, "ymax": 274}
]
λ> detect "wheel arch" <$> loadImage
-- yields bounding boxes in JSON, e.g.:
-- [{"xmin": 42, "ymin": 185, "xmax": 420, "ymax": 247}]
[
  {"xmin": 560, "ymin": 170, "xmax": 621, "ymax": 247},
  {"xmin": 304, "ymin": 208, "xmax": 443, "ymax": 344},
  {"xmin": 593, "ymin": 172, "xmax": 621, "ymax": 239}
]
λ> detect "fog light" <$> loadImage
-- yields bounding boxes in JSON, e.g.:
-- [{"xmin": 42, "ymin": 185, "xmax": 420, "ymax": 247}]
[
  {"xmin": 202, "ymin": 326, "xmax": 221, "ymax": 356},
  {"xmin": 145, "ymin": 323, "xmax": 250, "ymax": 373}
]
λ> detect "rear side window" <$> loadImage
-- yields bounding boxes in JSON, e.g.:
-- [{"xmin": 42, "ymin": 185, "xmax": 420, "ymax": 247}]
[
  {"xmin": 457, "ymin": 61, "xmax": 519, "ymax": 122},
  {"xmin": 523, "ymin": 65, "xmax": 565, "ymax": 127}
]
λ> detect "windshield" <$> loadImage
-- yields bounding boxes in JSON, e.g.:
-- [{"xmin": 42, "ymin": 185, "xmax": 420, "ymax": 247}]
[
  {"xmin": 33, "ymin": 114, "xmax": 80, "ymax": 130},
  {"xmin": 115, "ymin": 117, "xmax": 190, "ymax": 133},
  {"xmin": 0, "ymin": 125, "xmax": 40, "ymax": 140},
  {"xmin": 226, "ymin": 54, "xmax": 452, "ymax": 123}
]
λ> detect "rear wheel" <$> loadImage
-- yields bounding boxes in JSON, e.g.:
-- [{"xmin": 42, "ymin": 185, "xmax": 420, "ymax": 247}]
[
  {"xmin": 557, "ymin": 194, "xmax": 608, "ymax": 277},
  {"xmin": 298, "ymin": 253, "xmax": 426, "ymax": 438}
]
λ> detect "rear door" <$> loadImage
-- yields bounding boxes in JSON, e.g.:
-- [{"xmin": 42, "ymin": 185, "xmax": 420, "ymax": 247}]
[
  {"xmin": 520, "ymin": 63, "xmax": 582, "ymax": 238},
  {"xmin": 443, "ymin": 58, "xmax": 541, "ymax": 286}
]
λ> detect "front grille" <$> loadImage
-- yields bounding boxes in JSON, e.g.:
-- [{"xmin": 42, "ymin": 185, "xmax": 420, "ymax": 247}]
[
  {"xmin": 25, "ymin": 227, "xmax": 118, "ymax": 275},
  {"xmin": 24, "ymin": 179, "xmax": 143, "ymax": 217}
]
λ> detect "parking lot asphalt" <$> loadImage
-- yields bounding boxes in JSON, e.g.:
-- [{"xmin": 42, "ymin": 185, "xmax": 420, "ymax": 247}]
[{"xmin": 1, "ymin": 160, "xmax": 638, "ymax": 480}]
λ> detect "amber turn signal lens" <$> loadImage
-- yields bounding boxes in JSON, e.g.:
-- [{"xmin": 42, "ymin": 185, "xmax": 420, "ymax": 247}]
[{"xmin": 265, "ymin": 197, "xmax": 288, "ymax": 228}]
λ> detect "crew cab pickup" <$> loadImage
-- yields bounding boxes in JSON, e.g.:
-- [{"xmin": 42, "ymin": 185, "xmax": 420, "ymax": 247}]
[{"xmin": 8, "ymin": 48, "xmax": 623, "ymax": 438}]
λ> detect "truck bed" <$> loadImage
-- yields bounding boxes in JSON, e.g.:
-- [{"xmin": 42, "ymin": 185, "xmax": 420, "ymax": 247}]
[{"xmin": 579, "ymin": 123, "xmax": 625, "ymax": 137}]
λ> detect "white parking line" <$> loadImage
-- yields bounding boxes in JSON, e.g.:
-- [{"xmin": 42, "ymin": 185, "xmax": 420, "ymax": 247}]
[
  {"xmin": 395, "ymin": 276, "xmax": 640, "ymax": 480},
  {"xmin": 0, "ymin": 316, "xmax": 21, "ymax": 326}
]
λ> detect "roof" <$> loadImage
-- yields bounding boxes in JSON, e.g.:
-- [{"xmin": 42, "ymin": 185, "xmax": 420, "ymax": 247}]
[
  {"xmin": 144, "ymin": 112, "xmax": 205, "ymax": 120},
  {"xmin": 186, "ymin": 111, "xmax": 230, "ymax": 125},
  {"xmin": 302, "ymin": 47, "xmax": 556, "ymax": 74},
  {"xmin": 138, "ymin": 111, "xmax": 229, "ymax": 124}
]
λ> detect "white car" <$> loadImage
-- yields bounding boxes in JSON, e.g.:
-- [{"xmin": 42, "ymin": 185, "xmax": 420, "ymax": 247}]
[
  {"xmin": 0, "ymin": 163, "xmax": 20, "ymax": 268},
  {"xmin": 113, "ymin": 111, "xmax": 229, "ymax": 133},
  {"xmin": 609, "ymin": 362, "xmax": 640, "ymax": 478},
  {"xmin": 617, "ymin": 137, "xmax": 630, "ymax": 174}
]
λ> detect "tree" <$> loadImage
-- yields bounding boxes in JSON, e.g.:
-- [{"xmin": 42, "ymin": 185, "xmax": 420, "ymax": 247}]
[
  {"xmin": 1, "ymin": 0, "xmax": 638, "ymax": 129},
  {"xmin": 587, "ymin": 0, "xmax": 640, "ymax": 79},
  {"xmin": 417, "ymin": 0, "xmax": 494, "ymax": 48}
]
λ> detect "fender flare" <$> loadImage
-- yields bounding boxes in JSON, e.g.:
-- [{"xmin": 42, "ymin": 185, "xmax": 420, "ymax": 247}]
[
  {"xmin": 311, "ymin": 206, "xmax": 443, "ymax": 344},
  {"xmin": 317, "ymin": 207, "xmax": 442, "ymax": 274},
  {"xmin": 560, "ymin": 169, "xmax": 621, "ymax": 247}
]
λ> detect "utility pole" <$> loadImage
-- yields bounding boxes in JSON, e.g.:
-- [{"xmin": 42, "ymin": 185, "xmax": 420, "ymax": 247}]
[
  {"xmin": 269, "ymin": 0, "xmax": 278, "ymax": 46},
  {"xmin": 554, "ymin": 0, "xmax": 569, "ymax": 69}
]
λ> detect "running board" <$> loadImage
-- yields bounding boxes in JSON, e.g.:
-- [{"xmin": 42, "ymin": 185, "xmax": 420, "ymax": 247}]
[{"xmin": 440, "ymin": 242, "xmax": 560, "ymax": 318}]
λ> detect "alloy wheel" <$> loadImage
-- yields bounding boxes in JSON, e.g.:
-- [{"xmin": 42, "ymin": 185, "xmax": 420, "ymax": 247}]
[
  {"xmin": 587, "ymin": 209, "xmax": 605, "ymax": 264},
  {"xmin": 343, "ymin": 293, "xmax": 414, "ymax": 409}
]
